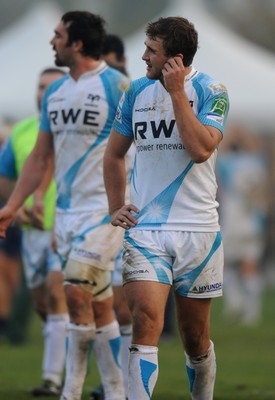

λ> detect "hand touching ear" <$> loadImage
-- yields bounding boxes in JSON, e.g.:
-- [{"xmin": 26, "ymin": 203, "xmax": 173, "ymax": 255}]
[{"xmin": 162, "ymin": 55, "xmax": 185, "ymax": 93}]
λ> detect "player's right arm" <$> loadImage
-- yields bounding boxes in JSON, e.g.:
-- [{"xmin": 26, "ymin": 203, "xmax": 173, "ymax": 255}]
[
  {"xmin": 103, "ymin": 129, "xmax": 139, "ymax": 230},
  {"xmin": 30, "ymin": 154, "xmax": 55, "ymax": 230},
  {"xmin": 0, "ymin": 130, "xmax": 54, "ymax": 238}
]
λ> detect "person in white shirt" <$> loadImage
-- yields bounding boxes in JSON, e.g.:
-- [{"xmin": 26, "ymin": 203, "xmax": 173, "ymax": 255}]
[
  {"xmin": 0, "ymin": 11, "xmax": 129, "ymax": 400},
  {"xmin": 104, "ymin": 16, "xmax": 229, "ymax": 400}
]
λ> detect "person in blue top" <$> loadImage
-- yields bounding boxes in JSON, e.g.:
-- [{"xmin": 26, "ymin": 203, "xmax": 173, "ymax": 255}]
[
  {"xmin": 0, "ymin": 11, "xmax": 129, "ymax": 400},
  {"xmin": 104, "ymin": 16, "xmax": 229, "ymax": 399}
]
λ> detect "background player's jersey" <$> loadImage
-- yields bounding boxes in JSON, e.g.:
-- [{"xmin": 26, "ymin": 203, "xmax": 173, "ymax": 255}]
[
  {"xmin": 113, "ymin": 67, "xmax": 229, "ymax": 231},
  {"xmin": 0, "ymin": 116, "xmax": 56, "ymax": 230},
  {"xmin": 40, "ymin": 62, "xmax": 129, "ymax": 214}
]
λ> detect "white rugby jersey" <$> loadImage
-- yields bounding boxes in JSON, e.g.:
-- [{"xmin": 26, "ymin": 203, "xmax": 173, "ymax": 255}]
[
  {"xmin": 113, "ymin": 67, "xmax": 229, "ymax": 231},
  {"xmin": 40, "ymin": 62, "xmax": 129, "ymax": 213}
]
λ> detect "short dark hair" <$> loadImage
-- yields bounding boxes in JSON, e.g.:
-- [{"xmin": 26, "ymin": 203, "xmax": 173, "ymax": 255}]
[
  {"xmin": 102, "ymin": 34, "xmax": 125, "ymax": 62},
  {"xmin": 145, "ymin": 17, "xmax": 198, "ymax": 66},
  {"xmin": 40, "ymin": 67, "xmax": 66, "ymax": 76},
  {"xmin": 61, "ymin": 11, "xmax": 106, "ymax": 59}
]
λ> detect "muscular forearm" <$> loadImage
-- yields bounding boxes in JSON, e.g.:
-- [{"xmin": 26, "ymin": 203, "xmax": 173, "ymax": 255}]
[
  {"xmin": 104, "ymin": 154, "xmax": 127, "ymax": 215},
  {"xmin": 6, "ymin": 152, "xmax": 50, "ymax": 213},
  {"xmin": 33, "ymin": 155, "xmax": 54, "ymax": 203}
]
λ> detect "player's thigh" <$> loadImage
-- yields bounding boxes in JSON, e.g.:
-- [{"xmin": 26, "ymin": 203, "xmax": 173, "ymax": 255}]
[
  {"xmin": 93, "ymin": 295, "xmax": 114, "ymax": 327},
  {"xmin": 124, "ymin": 281, "xmax": 170, "ymax": 334},
  {"xmin": 63, "ymin": 258, "xmax": 113, "ymax": 302}
]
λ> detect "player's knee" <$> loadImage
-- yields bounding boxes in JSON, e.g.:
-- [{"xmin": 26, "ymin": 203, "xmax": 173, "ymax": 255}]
[
  {"xmin": 182, "ymin": 326, "xmax": 209, "ymax": 355},
  {"xmin": 133, "ymin": 306, "xmax": 163, "ymax": 339}
]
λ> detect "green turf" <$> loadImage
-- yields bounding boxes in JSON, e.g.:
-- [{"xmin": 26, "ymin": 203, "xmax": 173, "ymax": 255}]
[{"xmin": 0, "ymin": 290, "xmax": 275, "ymax": 399}]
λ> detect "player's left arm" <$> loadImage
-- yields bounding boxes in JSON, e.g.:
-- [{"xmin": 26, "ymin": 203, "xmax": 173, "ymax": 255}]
[{"xmin": 163, "ymin": 57, "xmax": 226, "ymax": 163}]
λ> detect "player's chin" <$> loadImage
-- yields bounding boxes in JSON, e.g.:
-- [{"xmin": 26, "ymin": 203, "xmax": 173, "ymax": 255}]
[
  {"xmin": 55, "ymin": 57, "xmax": 65, "ymax": 67},
  {"xmin": 146, "ymin": 69, "xmax": 161, "ymax": 81},
  {"xmin": 146, "ymin": 70, "xmax": 155, "ymax": 80}
]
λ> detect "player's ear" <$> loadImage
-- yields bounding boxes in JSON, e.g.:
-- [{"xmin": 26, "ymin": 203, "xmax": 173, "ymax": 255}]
[
  {"xmin": 72, "ymin": 40, "xmax": 83, "ymax": 53},
  {"xmin": 176, "ymin": 53, "xmax": 184, "ymax": 64}
]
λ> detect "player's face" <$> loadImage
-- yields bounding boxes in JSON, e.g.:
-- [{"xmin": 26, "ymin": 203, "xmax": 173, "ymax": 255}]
[
  {"xmin": 142, "ymin": 37, "xmax": 168, "ymax": 81},
  {"xmin": 50, "ymin": 21, "xmax": 73, "ymax": 67},
  {"xmin": 36, "ymin": 72, "xmax": 64, "ymax": 111}
]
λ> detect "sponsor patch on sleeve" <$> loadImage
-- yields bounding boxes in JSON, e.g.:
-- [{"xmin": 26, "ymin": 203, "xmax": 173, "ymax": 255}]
[
  {"xmin": 207, "ymin": 97, "xmax": 228, "ymax": 123},
  {"xmin": 209, "ymin": 83, "xmax": 227, "ymax": 95},
  {"xmin": 115, "ymin": 92, "xmax": 125, "ymax": 123}
]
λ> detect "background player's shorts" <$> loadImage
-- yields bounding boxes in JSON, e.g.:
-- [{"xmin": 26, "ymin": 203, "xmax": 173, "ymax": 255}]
[
  {"xmin": 55, "ymin": 210, "xmax": 124, "ymax": 271},
  {"xmin": 21, "ymin": 229, "xmax": 62, "ymax": 289},
  {"xmin": 112, "ymin": 248, "xmax": 123, "ymax": 286},
  {"xmin": 123, "ymin": 230, "xmax": 224, "ymax": 298}
]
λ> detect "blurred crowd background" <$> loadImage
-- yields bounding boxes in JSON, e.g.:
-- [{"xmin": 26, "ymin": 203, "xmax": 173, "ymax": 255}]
[
  {"xmin": 0, "ymin": 0, "xmax": 275, "ymax": 342},
  {"xmin": 1, "ymin": 0, "xmax": 275, "ymax": 52}
]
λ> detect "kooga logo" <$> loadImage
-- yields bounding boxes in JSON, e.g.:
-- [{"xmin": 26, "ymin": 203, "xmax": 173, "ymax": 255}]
[{"xmin": 135, "ymin": 107, "xmax": 156, "ymax": 112}]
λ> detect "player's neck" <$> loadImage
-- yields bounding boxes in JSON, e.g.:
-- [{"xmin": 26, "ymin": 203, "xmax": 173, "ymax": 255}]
[{"xmin": 69, "ymin": 58, "xmax": 103, "ymax": 80}]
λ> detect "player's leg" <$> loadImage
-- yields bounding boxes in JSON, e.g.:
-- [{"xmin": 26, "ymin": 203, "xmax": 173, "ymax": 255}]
[
  {"xmin": 59, "ymin": 213, "xmax": 125, "ymax": 400},
  {"xmin": 121, "ymin": 229, "xmax": 173, "ymax": 400},
  {"xmin": 61, "ymin": 258, "xmax": 125, "ymax": 400},
  {"xmin": 124, "ymin": 281, "xmax": 170, "ymax": 400},
  {"xmin": 172, "ymin": 231, "xmax": 224, "ymax": 399},
  {"xmin": 113, "ymin": 285, "xmax": 132, "ymax": 397},
  {"xmin": 34, "ymin": 270, "xmax": 68, "ymax": 395},
  {"xmin": 113, "ymin": 250, "xmax": 132, "ymax": 397},
  {"xmin": 93, "ymin": 292, "xmax": 125, "ymax": 400},
  {"xmin": 61, "ymin": 259, "xmax": 96, "ymax": 400},
  {"xmin": 176, "ymin": 295, "xmax": 216, "ymax": 399},
  {"xmin": 21, "ymin": 230, "xmax": 49, "ymax": 392},
  {"xmin": 90, "ymin": 250, "xmax": 130, "ymax": 400},
  {"xmin": 24, "ymin": 230, "xmax": 67, "ymax": 397}
]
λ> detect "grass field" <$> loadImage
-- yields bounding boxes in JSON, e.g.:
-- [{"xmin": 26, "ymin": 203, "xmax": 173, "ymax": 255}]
[{"xmin": 0, "ymin": 290, "xmax": 275, "ymax": 400}]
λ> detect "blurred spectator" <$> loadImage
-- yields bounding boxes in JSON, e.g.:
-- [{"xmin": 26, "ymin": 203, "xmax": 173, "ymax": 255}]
[
  {"xmin": 102, "ymin": 33, "xmax": 128, "ymax": 76},
  {"xmin": 0, "ymin": 68, "xmax": 69, "ymax": 396},
  {"xmin": 217, "ymin": 124, "xmax": 268, "ymax": 325},
  {"xmin": 0, "ymin": 124, "xmax": 25, "ymax": 342},
  {"xmin": 0, "ymin": 215, "xmax": 23, "ymax": 340}
]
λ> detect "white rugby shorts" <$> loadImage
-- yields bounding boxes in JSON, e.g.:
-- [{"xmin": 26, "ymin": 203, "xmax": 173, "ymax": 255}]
[
  {"xmin": 112, "ymin": 248, "xmax": 124, "ymax": 286},
  {"xmin": 55, "ymin": 210, "xmax": 124, "ymax": 271},
  {"xmin": 122, "ymin": 230, "xmax": 224, "ymax": 298}
]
